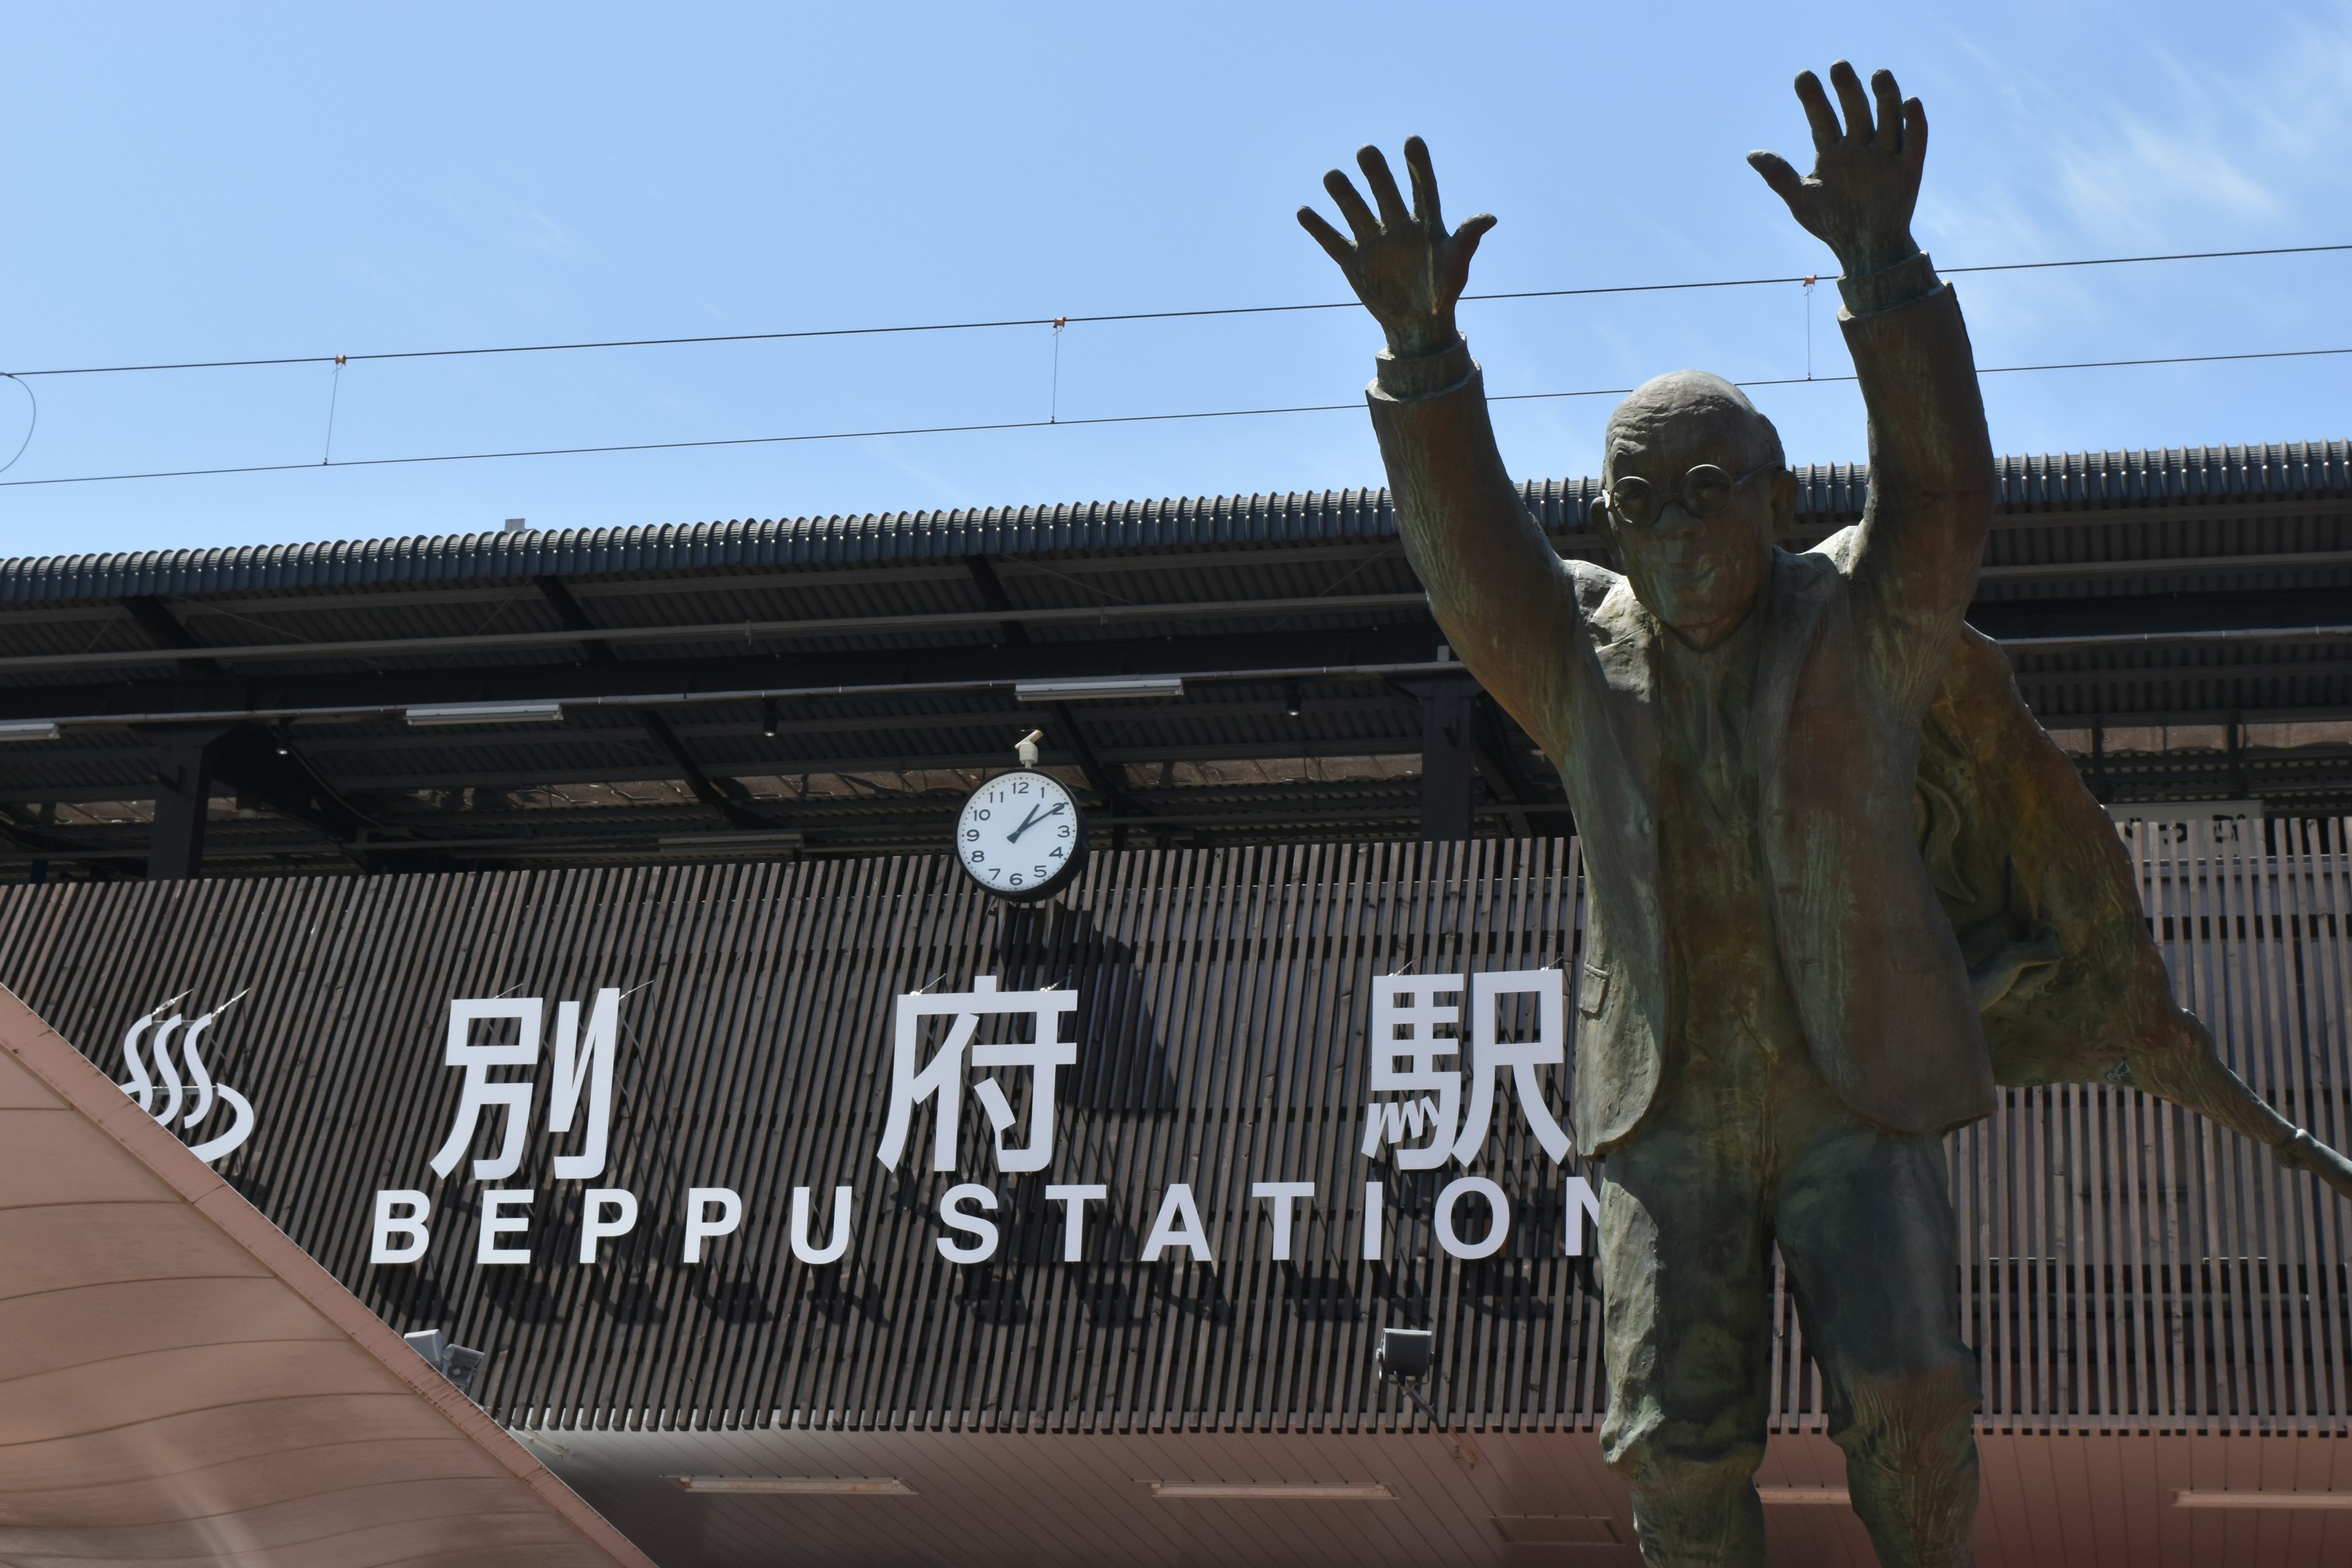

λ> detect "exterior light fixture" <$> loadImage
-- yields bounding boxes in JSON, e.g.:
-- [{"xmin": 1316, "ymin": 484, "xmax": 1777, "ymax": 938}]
[
  {"xmin": 1376, "ymin": 1326, "xmax": 1434, "ymax": 1383},
  {"xmin": 272, "ymin": 723, "xmax": 293, "ymax": 756},
  {"xmin": 1148, "ymin": 1482, "xmax": 1395, "ymax": 1501},
  {"xmin": 1014, "ymin": 675, "xmax": 1183, "ymax": 702},
  {"xmin": 402, "ymin": 1329, "xmax": 486, "ymax": 1396},
  {"xmin": 761, "ymin": 698, "xmax": 780, "ymax": 739},
  {"xmin": 0, "ymin": 720, "xmax": 59, "ymax": 742},
  {"xmin": 657, "ymin": 830, "xmax": 805, "ymax": 855},
  {"xmin": 1374, "ymin": 1324, "xmax": 1476, "ymax": 1468},
  {"xmin": 403, "ymin": 701, "xmax": 564, "ymax": 728},
  {"xmin": 2172, "ymin": 1491, "xmax": 2352, "ymax": 1510},
  {"xmin": 668, "ymin": 1477, "xmax": 916, "ymax": 1496},
  {"xmin": 1285, "ymin": 680, "xmax": 1303, "ymax": 718}
]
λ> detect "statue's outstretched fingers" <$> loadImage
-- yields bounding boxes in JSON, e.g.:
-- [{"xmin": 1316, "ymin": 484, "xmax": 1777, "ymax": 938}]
[
  {"xmin": 1827, "ymin": 59, "xmax": 1874, "ymax": 141},
  {"xmin": 1747, "ymin": 149, "xmax": 1804, "ymax": 202},
  {"xmin": 1297, "ymin": 206, "xmax": 1355, "ymax": 270},
  {"xmin": 2275, "ymin": 1128, "xmax": 2352, "ymax": 1204},
  {"xmin": 1401, "ymin": 136, "xmax": 1442, "ymax": 230},
  {"xmin": 1323, "ymin": 168, "xmax": 1381, "ymax": 243},
  {"xmin": 1355, "ymin": 144, "xmax": 1411, "ymax": 229},
  {"xmin": 1793, "ymin": 69, "xmax": 1841, "ymax": 151},
  {"xmin": 1870, "ymin": 70, "xmax": 1904, "ymax": 153}
]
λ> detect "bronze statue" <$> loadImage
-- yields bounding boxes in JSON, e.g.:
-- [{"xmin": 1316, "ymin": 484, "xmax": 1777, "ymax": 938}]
[{"xmin": 1302, "ymin": 60, "xmax": 2352, "ymax": 1568}]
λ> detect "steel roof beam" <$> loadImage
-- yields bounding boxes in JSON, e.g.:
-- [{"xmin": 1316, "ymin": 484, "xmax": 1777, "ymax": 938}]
[
  {"xmin": 7, "ymin": 616, "xmax": 2348, "ymax": 733},
  {"xmin": 0, "ymin": 626, "xmax": 1444, "ymax": 724},
  {"xmin": 0, "ymin": 592, "xmax": 1436, "ymax": 674},
  {"xmin": 963, "ymin": 552, "xmax": 1152, "ymax": 831},
  {"xmin": 530, "ymin": 573, "xmax": 788, "ymax": 832}
]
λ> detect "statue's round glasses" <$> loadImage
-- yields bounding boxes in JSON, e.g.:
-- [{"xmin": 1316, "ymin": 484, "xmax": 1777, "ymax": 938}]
[{"xmin": 1604, "ymin": 461, "xmax": 1779, "ymax": 528}]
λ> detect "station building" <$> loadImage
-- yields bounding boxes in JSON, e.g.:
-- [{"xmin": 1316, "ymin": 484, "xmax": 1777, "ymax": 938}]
[{"xmin": 0, "ymin": 439, "xmax": 2348, "ymax": 1566}]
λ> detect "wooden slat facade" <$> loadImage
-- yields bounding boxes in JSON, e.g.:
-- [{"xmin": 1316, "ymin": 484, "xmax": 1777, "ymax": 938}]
[{"xmin": 0, "ymin": 833, "xmax": 2342, "ymax": 1441}]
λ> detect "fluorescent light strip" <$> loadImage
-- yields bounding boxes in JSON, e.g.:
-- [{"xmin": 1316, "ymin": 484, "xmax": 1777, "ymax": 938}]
[
  {"xmin": 668, "ymin": 1476, "xmax": 916, "ymax": 1496},
  {"xmin": 0, "ymin": 720, "xmax": 58, "ymax": 742},
  {"xmin": 404, "ymin": 700, "xmax": 564, "ymax": 727},
  {"xmin": 657, "ymin": 830, "xmax": 805, "ymax": 852},
  {"xmin": 1014, "ymin": 675, "xmax": 1183, "ymax": 701},
  {"xmin": 2173, "ymin": 1490, "xmax": 2352, "ymax": 1510},
  {"xmin": 1148, "ymin": 1482, "xmax": 1395, "ymax": 1501},
  {"xmin": 1757, "ymin": 1487, "xmax": 1851, "ymax": 1505}
]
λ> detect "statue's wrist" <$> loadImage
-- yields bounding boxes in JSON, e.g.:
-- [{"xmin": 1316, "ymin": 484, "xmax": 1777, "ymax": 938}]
[
  {"xmin": 1837, "ymin": 233, "xmax": 1922, "ymax": 284},
  {"xmin": 1837, "ymin": 247, "xmax": 1940, "ymax": 316},
  {"xmin": 1385, "ymin": 317, "xmax": 1460, "ymax": 361},
  {"xmin": 1373, "ymin": 334, "xmax": 1475, "ymax": 401}
]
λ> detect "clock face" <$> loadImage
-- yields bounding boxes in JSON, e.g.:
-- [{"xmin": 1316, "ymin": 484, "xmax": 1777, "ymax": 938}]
[{"xmin": 956, "ymin": 769, "xmax": 1088, "ymax": 901}]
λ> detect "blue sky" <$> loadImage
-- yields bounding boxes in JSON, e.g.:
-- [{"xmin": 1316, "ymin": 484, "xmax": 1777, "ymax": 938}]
[{"xmin": 1, "ymin": 1, "xmax": 2347, "ymax": 557}]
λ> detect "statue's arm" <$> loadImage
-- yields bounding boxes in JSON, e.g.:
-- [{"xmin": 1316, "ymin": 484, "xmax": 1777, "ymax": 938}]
[
  {"xmin": 1363, "ymin": 342, "xmax": 1581, "ymax": 750},
  {"xmin": 1299, "ymin": 139, "xmax": 1582, "ymax": 752},
  {"xmin": 1838, "ymin": 268, "xmax": 1996, "ymax": 709},
  {"xmin": 1751, "ymin": 63, "xmax": 1994, "ymax": 711}
]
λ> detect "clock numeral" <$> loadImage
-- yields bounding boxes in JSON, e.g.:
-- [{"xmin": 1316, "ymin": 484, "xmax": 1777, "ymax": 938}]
[
  {"xmin": 1057, "ymin": 824, "xmax": 1072, "ymax": 837},
  {"xmin": 974, "ymin": 808, "xmax": 991, "ymax": 820},
  {"xmin": 1009, "ymin": 873, "xmax": 1024, "ymax": 886},
  {"xmin": 1013, "ymin": 780, "xmax": 1030, "ymax": 793},
  {"xmin": 1033, "ymin": 865, "xmax": 1047, "ymax": 878},
  {"xmin": 968, "ymin": 850, "xmax": 986, "ymax": 863},
  {"xmin": 1050, "ymin": 846, "xmax": 1065, "ymax": 860},
  {"xmin": 963, "ymin": 829, "xmax": 979, "ymax": 842}
]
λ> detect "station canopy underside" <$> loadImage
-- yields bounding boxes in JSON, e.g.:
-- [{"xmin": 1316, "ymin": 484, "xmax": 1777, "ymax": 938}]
[{"xmin": 0, "ymin": 438, "xmax": 2343, "ymax": 877}]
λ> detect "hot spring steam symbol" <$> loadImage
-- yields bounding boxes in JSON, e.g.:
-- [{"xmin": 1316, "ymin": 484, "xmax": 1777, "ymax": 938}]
[{"xmin": 118, "ymin": 991, "xmax": 255, "ymax": 1164}]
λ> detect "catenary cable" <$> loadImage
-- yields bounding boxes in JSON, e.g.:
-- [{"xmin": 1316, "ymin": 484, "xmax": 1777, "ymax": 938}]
[
  {"xmin": 1, "ymin": 342, "xmax": 2345, "ymax": 490},
  {"xmin": 0, "ymin": 376, "xmax": 37, "ymax": 474},
  {"xmin": 3, "ymin": 242, "xmax": 2345, "ymax": 380}
]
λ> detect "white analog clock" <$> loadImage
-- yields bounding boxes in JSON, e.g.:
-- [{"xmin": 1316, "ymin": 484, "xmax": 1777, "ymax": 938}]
[{"xmin": 956, "ymin": 768, "xmax": 1088, "ymax": 901}]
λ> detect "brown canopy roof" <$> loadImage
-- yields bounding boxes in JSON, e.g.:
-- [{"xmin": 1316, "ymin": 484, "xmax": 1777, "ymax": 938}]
[{"xmin": 0, "ymin": 984, "xmax": 655, "ymax": 1568}]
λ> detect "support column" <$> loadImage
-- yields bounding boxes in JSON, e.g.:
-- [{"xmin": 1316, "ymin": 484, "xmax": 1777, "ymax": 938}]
[
  {"xmin": 1417, "ymin": 678, "xmax": 1476, "ymax": 842},
  {"xmin": 142, "ymin": 726, "xmax": 229, "ymax": 881}
]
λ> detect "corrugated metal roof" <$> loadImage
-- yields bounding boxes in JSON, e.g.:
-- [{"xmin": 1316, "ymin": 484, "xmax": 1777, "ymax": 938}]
[{"xmin": 4, "ymin": 440, "xmax": 2341, "ymax": 605}]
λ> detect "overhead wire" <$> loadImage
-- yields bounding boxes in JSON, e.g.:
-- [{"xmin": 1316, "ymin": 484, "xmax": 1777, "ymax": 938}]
[
  {"xmin": 3, "ymin": 343, "xmax": 2346, "ymax": 490},
  {"xmin": 0, "ymin": 240, "xmax": 2343, "ymax": 489},
  {"xmin": 3, "ymin": 241, "xmax": 2346, "ymax": 380},
  {"xmin": 0, "ymin": 377, "xmax": 35, "ymax": 475}
]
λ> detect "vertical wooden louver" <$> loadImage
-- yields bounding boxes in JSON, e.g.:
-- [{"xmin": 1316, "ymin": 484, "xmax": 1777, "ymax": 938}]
[{"xmin": 0, "ymin": 831, "xmax": 2341, "ymax": 1438}]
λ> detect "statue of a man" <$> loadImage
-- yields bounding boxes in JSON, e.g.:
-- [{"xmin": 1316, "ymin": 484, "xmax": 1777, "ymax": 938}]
[{"xmin": 1304, "ymin": 63, "xmax": 1988, "ymax": 1566}]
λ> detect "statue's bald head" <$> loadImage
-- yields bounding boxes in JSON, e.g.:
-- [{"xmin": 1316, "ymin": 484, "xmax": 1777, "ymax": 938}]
[
  {"xmin": 1594, "ymin": 371, "xmax": 1795, "ymax": 649},
  {"xmin": 1602, "ymin": 371, "xmax": 1784, "ymax": 481}
]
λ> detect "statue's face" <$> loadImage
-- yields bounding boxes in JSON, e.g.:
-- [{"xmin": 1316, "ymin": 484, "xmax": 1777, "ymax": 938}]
[{"xmin": 1599, "ymin": 406, "xmax": 1787, "ymax": 648}]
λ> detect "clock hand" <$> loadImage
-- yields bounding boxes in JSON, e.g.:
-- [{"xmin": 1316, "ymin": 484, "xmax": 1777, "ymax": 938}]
[{"xmin": 1006, "ymin": 801, "xmax": 1066, "ymax": 844}]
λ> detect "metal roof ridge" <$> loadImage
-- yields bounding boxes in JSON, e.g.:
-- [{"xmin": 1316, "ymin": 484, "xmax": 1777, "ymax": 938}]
[{"xmin": 1, "ymin": 438, "xmax": 2343, "ymax": 603}]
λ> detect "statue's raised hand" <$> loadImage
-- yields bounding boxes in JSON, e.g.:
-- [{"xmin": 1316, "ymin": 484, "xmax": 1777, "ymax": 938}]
[
  {"xmin": 1749, "ymin": 62, "xmax": 1925, "ymax": 279},
  {"xmin": 1298, "ymin": 138, "xmax": 1496, "ymax": 361}
]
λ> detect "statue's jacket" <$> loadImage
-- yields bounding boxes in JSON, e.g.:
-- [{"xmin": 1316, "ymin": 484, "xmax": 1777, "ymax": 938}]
[{"xmin": 1366, "ymin": 271, "xmax": 2002, "ymax": 1153}]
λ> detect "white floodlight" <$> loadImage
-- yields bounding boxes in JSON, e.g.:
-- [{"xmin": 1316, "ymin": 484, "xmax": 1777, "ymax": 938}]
[
  {"xmin": 401, "ymin": 1329, "xmax": 486, "ymax": 1395},
  {"xmin": 668, "ymin": 1476, "xmax": 916, "ymax": 1495},
  {"xmin": 1148, "ymin": 1482, "xmax": 1395, "ymax": 1501},
  {"xmin": 657, "ymin": 831, "xmax": 805, "ymax": 854},
  {"xmin": 403, "ymin": 701, "xmax": 564, "ymax": 728},
  {"xmin": 0, "ymin": 720, "xmax": 59, "ymax": 742},
  {"xmin": 1014, "ymin": 675, "xmax": 1183, "ymax": 702}
]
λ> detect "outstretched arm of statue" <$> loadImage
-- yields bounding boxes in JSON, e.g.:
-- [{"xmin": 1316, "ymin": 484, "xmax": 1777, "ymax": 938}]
[
  {"xmin": 1751, "ymin": 62, "xmax": 1996, "ymax": 714},
  {"xmin": 1300, "ymin": 139, "xmax": 1580, "ymax": 754}
]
